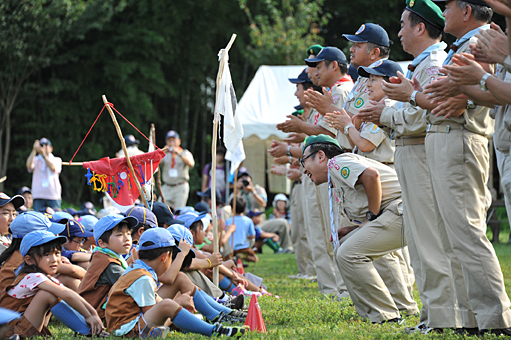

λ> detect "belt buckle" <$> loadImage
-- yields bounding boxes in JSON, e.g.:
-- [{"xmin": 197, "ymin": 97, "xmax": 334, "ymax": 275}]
[
  {"xmin": 446, "ymin": 125, "xmax": 450, "ymax": 133},
  {"xmin": 426, "ymin": 124, "xmax": 431, "ymax": 133}
]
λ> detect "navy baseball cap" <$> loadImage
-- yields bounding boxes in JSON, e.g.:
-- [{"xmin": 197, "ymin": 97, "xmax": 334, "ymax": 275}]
[
  {"xmin": 48, "ymin": 211, "xmax": 73, "ymax": 224},
  {"xmin": 305, "ymin": 47, "xmax": 348, "ymax": 67},
  {"xmin": 343, "ymin": 23, "xmax": 391, "ymax": 47},
  {"xmin": 124, "ymin": 134, "xmax": 140, "ymax": 146},
  {"xmin": 93, "ymin": 214, "xmax": 138, "ymax": 243},
  {"xmin": 39, "ymin": 137, "xmax": 52, "ymax": 146},
  {"xmin": 17, "ymin": 186, "xmax": 31, "ymax": 195},
  {"xmin": 167, "ymin": 224, "xmax": 195, "ymax": 251},
  {"xmin": 294, "ymin": 104, "xmax": 303, "ymax": 111},
  {"xmin": 237, "ymin": 167, "xmax": 251, "ymax": 179},
  {"xmin": 20, "ymin": 230, "xmax": 66, "ymax": 256},
  {"xmin": 79, "ymin": 215, "xmax": 99, "ymax": 232},
  {"xmin": 194, "ymin": 202, "xmax": 211, "ymax": 213},
  {"xmin": 126, "ymin": 206, "xmax": 157, "ymax": 228},
  {"xmin": 288, "ymin": 68, "xmax": 312, "ymax": 84},
  {"xmin": 62, "ymin": 219, "xmax": 94, "ymax": 239},
  {"xmin": 247, "ymin": 209, "xmax": 264, "ymax": 218},
  {"xmin": 151, "ymin": 202, "xmax": 175, "ymax": 226},
  {"xmin": 432, "ymin": 0, "xmax": 489, "ymax": 6},
  {"xmin": 197, "ymin": 188, "xmax": 222, "ymax": 202},
  {"xmin": 0, "ymin": 192, "xmax": 24, "ymax": 210},
  {"xmin": 10, "ymin": 211, "xmax": 65, "ymax": 238},
  {"xmin": 358, "ymin": 59, "xmax": 402, "ymax": 78},
  {"xmin": 138, "ymin": 227, "xmax": 179, "ymax": 251},
  {"xmin": 166, "ymin": 130, "xmax": 180, "ymax": 139},
  {"xmin": 78, "ymin": 201, "xmax": 96, "ymax": 216},
  {"xmin": 178, "ymin": 211, "xmax": 209, "ymax": 230}
]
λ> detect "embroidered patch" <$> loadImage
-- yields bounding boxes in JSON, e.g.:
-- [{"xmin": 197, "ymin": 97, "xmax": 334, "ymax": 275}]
[
  {"xmin": 341, "ymin": 167, "xmax": 350, "ymax": 179},
  {"xmin": 354, "ymin": 98, "xmax": 364, "ymax": 108},
  {"xmin": 425, "ymin": 66, "xmax": 439, "ymax": 76},
  {"xmin": 355, "ymin": 24, "xmax": 365, "ymax": 35},
  {"xmin": 370, "ymin": 124, "xmax": 380, "ymax": 133},
  {"xmin": 371, "ymin": 60, "xmax": 383, "ymax": 68}
]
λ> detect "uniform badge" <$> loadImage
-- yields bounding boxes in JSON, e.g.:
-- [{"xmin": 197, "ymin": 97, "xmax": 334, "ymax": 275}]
[
  {"xmin": 370, "ymin": 125, "xmax": 380, "ymax": 133},
  {"xmin": 410, "ymin": 0, "xmax": 415, "ymax": 7},
  {"xmin": 354, "ymin": 98, "xmax": 364, "ymax": 108},
  {"xmin": 341, "ymin": 167, "xmax": 350, "ymax": 179},
  {"xmin": 355, "ymin": 24, "xmax": 365, "ymax": 35}
]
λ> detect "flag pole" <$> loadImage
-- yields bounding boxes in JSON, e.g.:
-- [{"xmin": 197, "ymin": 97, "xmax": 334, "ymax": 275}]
[
  {"xmin": 151, "ymin": 124, "xmax": 166, "ymax": 203},
  {"xmin": 212, "ymin": 34, "xmax": 237, "ymax": 285},
  {"xmin": 230, "ymin": 166, "xmax": 239, "ymax": 256},
  {"xmin": 102, "ymin": 95, "xmax": 150, "ymax": 209}
]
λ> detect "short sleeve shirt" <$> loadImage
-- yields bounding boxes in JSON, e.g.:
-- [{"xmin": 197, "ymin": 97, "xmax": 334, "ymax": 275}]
[
  {"xmin": 225, "ymin": 215, "xmax": 256, "ymax": 250},
  {"xmin": 161, "ymin": 149, "xmax": 194, "ymax": 184},
  {"xmin": 30, "ymin": 154, "xmax": 62, "ymax": 200},
  {"xmin": 125, "ymin": 275, "xmax": 157, "ymax": 307},
  {"xmin": 8, "ymin": 273, "xmax": 62, "ymax": 299},
  {"xmin": 328, "ymin": 153, "xmax": 401, "ymax": 221}
]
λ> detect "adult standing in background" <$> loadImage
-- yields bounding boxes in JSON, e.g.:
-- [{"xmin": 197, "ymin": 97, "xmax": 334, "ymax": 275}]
[
  {"xmin": 26, "ymin": 138, "xmax": 63, "ymax": 212},
  {"xmin": 160, "ymin": 130, "xmax": 195, "ymax": 209}
]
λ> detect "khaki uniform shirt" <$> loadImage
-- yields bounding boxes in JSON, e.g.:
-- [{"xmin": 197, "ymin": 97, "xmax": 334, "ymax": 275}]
[
  {"xmin": 161, "ymin": 149, "xmax": 194, "ymax": 184},
  {"xmin": 492, "ymin": 65, "xmax": 511, "ymax": 152},
  {"xmin": 380, "ymin": 49, "xmax": 447, "ymax": 138},
  {"xmin": 318, "ymin": 81, "xmax": 353, "ymax": 149},
  {"xmin": 328, "ymin": 153, "xmax": 401, "ymax": 222},
  {"xmin": 426, "ymin": 40, "xmax": 495, "ymax": 137}
]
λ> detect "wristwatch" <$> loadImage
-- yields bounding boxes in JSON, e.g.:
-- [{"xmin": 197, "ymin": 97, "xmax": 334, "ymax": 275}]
[
  {"xmin": 480, "ymin": 73, "xmax": 491, "ymax": 91},
  {"xmin": 466, "ymin": 100, "xmax": 476, "ymax": 110},
  {"xmin": 366, "ymin": 211, "xmax": 377, "ymax": 221},
  {"xmin": 344, "ymin": 123, "xmax": 355, "ymax": 136},
  {"xmin": 286, "ymin": 145, "xmax": 292, "ymax": 157},
  {"xmin": 409, "ymin": 90, "xmax": 418, "ymax": 107}
]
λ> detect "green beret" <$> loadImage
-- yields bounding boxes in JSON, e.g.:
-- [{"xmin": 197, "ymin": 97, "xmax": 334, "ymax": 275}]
[
  {"xmin": 307, "ymin": 44, "xmax": 323, "ymax": 57},
  {"xmin": 291, "ymin": 109, "xmax": 304, "ymax": 117},
  {"xmin": 406, "ymin": 0, "xmax": 444, "ymax": 30},
  {"xmin": 302, "ymin": 134, "xmax": 340, "ymax": 154}
]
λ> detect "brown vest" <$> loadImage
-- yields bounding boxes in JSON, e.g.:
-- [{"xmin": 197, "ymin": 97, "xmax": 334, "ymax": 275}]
[
  {"xmin": 105, "ymin": 268, "xmax": 156, "ymax": 334},
  {"xmin": 78, "ymin": 252, "xmax": 122, "ymax": 318},
  {"xmin": 0, "ymin": 251, "xmax": 24, "ymax": 293}
]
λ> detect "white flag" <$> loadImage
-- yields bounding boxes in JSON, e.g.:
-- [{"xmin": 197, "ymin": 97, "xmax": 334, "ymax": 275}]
[
  {"xmin": 225, "ymin": 142, "xmax": 246, "ymax": 175},
  {"xmin": 214, "ymin": 49, "xmax": 243, "ymax": 153}
]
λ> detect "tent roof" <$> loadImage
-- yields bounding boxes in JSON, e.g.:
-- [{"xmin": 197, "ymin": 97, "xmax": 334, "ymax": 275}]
[{"xmin": 237, "ymin": 63, "xmax": 411, "ymax": 140}]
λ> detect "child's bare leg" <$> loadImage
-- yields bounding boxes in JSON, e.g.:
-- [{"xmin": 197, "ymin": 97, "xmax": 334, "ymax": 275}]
[
  {"xmin": 247, "ymin": 254, "xmax": 259, "ymax": 263},
  {"xmin": 23, "ymin": 290, "xmax": 59, "ymax": 331},
  {"xmin": 157, "ymin": 283, "xmax": 180, "ymax": 300},
  {"xmin": 57, "ymin": 274, "xmax": 81, "ymax": 291},
  {"xmin": 142, "ymin": 299, "xmax": 180, "ymax": 327}
]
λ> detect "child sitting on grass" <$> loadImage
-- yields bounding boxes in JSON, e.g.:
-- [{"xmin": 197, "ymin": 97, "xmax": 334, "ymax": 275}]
[
  {"xmin": 225, "ymin": 197, "xmax": 258, "ymax": 263},
  {"xmin": 105, "ymin": 227, "xmax": 246, "ymax": 338},
  {"xmin": 78, "ymin": 214, "xmax": 138, "ymax": 318},
  {"xmin": 0, "ymin": 230, "xmax": 104, "ymax": 338},
  {"xmin": 61, "ymin": 219, "xmax": 93, "ymax": 270}
]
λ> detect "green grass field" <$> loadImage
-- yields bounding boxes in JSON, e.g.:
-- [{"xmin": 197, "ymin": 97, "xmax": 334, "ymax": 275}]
[{"xmin": 46, "ymin": 231, "xmax": 511, "ymax": 339}]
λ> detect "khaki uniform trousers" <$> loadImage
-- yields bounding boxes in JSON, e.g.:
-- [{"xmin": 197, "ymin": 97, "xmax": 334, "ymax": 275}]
[
  {"xmin": 336, "ymin": 200, "xmax": 404, "ymax": 323},
  {"xmin": 185, "ymin": 270, "xmax": 222, "ymax": 298},
  {"xmin": 395, "ymin": 143, "xmax": 475, "ymax": 328},
  {"xmin": 291, "ymin": 182, "xmax": 315, "ymax": 276},
  {"xmin": 161, "ymin": 181, "xmax": 189, "ymax": 209},
  {"xmin": 260, "ymin": 218, "xmax": 293, "ymax": 250},
  {"xmin": 426, "ymin": 128, "xmax": 511, "ymax": 329},
  {"xmin": 303, "ymin": 177, "xmax": 341, "ymax": 296},
  {"xmin": 495, "ymin": 148, "xmax": 511, "ymax": 227}
]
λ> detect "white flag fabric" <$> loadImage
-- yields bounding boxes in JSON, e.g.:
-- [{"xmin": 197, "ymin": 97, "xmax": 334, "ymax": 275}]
[
  {"xmin": 225, "ymin": 142, "xmax": 246, "ymax": 175},
  {"xmin": 215, "ymin": 49, "xmax": 243, "ymax": 153}
]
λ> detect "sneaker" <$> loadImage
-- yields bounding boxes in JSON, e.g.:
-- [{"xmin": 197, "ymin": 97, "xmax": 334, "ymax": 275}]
[
  {"xmin": 231, "ymin": 285, "xmax": 247, "ymax": 297},
  {"xmin": 288, "ymin": 274, "xmax": 302, "ymax": 279},
  {"xmin": 209, "ymin": 311, "xmax": 245, "ymax": 324},
  {"xmin": 229, "ymin": 309, "xmax": 247, "ymax": 319},
  {"xmin": 221, "ymin": 295, "xmax": 245, "ymax": 310},
  {"xmin": 212, "ymin": 323, "xmax": 246, "ymax": 338},
  {"xmin": 405, "ymin": 322, "xmax": 427, "ymax": 334}
]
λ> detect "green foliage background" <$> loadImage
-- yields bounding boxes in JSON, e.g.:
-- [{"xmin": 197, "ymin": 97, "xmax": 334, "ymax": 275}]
[{"xmin": 0, "ymin": 0, "xmax": 506, "ymax": 206}]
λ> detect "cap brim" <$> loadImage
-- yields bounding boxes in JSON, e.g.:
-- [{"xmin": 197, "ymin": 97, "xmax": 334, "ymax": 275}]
[
  {"xmin": 1, "ymin": 196, "xmax": 25, "ymax": 210},
  {"xmin": 31, "ymin": 234, "xmax": 67, "ymax": 252},
  {"xmin": 73, "ymin": 230, "xmax": 94, "ymax": 238},
  {"xmin": 304, "ymin": 57, "xmax": 324, "ymax": 67},
  {"xmin": 288, "ymin": 77, "xmax": 306, "ymax": 84},
  {"xmin": 48, "ymin": 222, "xmax": 66, "ymax": 235},
  {"xmin": 122, "ymin": 216, "xmax": 139, "ymax": 228},
  {"xmin": 196, "ymin": 192, "xmax": 209, "ymax": 197},
  {"xmin": 342, "ymin": 34, "xmax": 368, "ymax": 43},
  {"xmin": 358, "ymin": 66, "xmax": 386, "ymax": 78}
]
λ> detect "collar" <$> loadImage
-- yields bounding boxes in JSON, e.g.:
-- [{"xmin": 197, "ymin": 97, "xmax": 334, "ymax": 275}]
[
  {"xmin": 444, "ymin": 24, "xmax": 490, "ymax": 65},
  {"xmin": 406, "ymin": 42, "xmax": 447, "ymax": 77},
  {"xmin": 123, "ymin": 259, "xmax": 158, "ymax": 282}
]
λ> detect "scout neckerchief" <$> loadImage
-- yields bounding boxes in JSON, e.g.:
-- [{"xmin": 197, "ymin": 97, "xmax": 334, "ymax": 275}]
[
  {"xmin": 444, "ymin": 24, "xmax": 490, "ymax": 66},
  {"xmin": 397, "ymin": 42, "xmax": 447, "ymax": 110},
  {"xmin": 327, "ymin": 75, "xmax": 353, "ymax": 92},
  {"xmin": 170, "ymin": 147, "xmax": 182, "ymax": 169},
  {"xmin": 123, "ymin": 258, "xmax": 158, "ymax": 282},
  {"xmin": 93, "ymin": 246, "xmax": 128, "ymax": 270},
  {"xmin": 328, "ymin": 172, "xmax": 340, "ymax": 250}
]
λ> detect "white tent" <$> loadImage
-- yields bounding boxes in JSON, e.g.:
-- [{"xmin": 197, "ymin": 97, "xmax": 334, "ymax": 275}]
[{"xmin": 237, "ymin": 63, "xmax": 410, "ymax": 193}]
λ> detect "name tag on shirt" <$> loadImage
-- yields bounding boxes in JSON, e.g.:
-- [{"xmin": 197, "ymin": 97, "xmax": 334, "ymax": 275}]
[{"xmin": 168, "ymin": 169, "xmax": 178, "ymax": 177}]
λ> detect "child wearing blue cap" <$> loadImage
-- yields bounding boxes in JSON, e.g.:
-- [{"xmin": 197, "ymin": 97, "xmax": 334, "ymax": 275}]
[
  {"xmin": 78, "ymin": 214, "xmax": 137, "ymax": 319},
  {"xmin": 61, "ymin": 219, "xmax": 94, "ymax": 270},
  {"xmin": 105, "ymin": 227, "xmax": 246, "ymax": 338},
  {"xmin": 0, "ymin": 230, "xmax": 104, "ymax": 338}
]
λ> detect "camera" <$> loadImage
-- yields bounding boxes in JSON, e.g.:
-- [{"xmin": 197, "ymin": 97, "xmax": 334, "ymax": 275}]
[{"xmin": 242, "ymin": 179, "xmax": 249, "ymax": 187}]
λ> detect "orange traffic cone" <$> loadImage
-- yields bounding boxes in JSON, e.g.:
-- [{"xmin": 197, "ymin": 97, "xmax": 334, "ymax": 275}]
[
  {"xmin": 244, "ymin": 295, "xmax": 266, "ymax": 332},
  {"xmin": 236, "ymin": 258, "xmax": 245, "ymax": 275}
]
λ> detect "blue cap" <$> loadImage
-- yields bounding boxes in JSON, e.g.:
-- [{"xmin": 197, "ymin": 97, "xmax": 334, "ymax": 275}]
[
  {"xmin": 0, "ymin": 307, "xmax": 21, "ymax": 324},
  {"xmin": 20, "ymin": 230, "xmax": 66, "ymax": 256},
  {"xmin": 79, "ymin": 215, "xmax": 98, "ymax": 232},
  {"xmin": 48, "ymin": 211, "xmax": 73, "ymax": 224},
  {"xmin": 39, "ymin": 137, "xmax": 52, "ymax": 146},
  {"xmin": 124, "ymin": 134, "xmax": 140, "ymax": 146},
  {"xmin": 247, "ymin": 209, "xmax": 264, "ymax": 218},
  {"xmin": 343, "ymin": 23, "xmax": 390, "ymax": 47},
  {"xmin": 237, "ymin": 167, "xmax": 251, "ymax": 180},
  {"xmin": 126, "ymin": 206, "xmax": 157, "ymax": 227},
  {"xmin": 10, "ymin": 211, "xmax": 65, "ymax": 238},
  {"xmin": 167, "ymin": 224, "xmax": 195, "ymax": 251},
  {"xmin": 93, "ymin": 214, "xmax": 138, "ymax": 243},
  {"xmin": 194, "ymin": 202, "xmax": 211, "ymax": 213},
  {"xmin": 358, "ymin": 59, "xmax": 402, "ymax": 78},
  {"xmin": 166, "ymin": 130, "xmax": 180, "ymax": 139},
  {"xmin": 62, "ymin": 219, "xmax": 94, "ymax": 238},
  {"xmin": 138, "ymin": 227, "xmax": 179, "ymax": 251},
  {"xmin": 305, "ymin": 47, "xmax": 348, "ymax": 67},
  {"xmin": 17, "ymin": 186, "xmax": 31, "ymax": 195},
  {"xmin": 151, "ymin": 202, "xmax": 175, "ymax": 226},
  {"xmin": 178, "ymin": 211, "xmax": 209, "ymax": 230},
  {"xmin": 197, "ymin": 188, "xmax": 223, "ymax": 203},
  {"xmin": 0, "ymin": 192, "xmax": 24, "ymax": 210},
  {"xmin": 288, "ymin": 68, "xmax": 312, "ymax": 84}
]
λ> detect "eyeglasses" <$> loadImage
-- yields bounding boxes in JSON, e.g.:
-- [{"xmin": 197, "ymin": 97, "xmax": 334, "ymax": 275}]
[
  {"xmin": 71, "ymin": 238, "xmax": 87, "ymax": 245},
  {"xmin": 299, "ymin": 150, "xmax": 319, "ymax": 167},
  {"xmin": 0, "ymin": 211, "xmax": 18, "ymax": 219}
]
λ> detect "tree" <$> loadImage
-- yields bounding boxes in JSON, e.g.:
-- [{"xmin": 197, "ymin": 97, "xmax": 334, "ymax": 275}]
[{"xmin": 0, "ymin": 0, "xmax": 125, "ymax": 190}]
